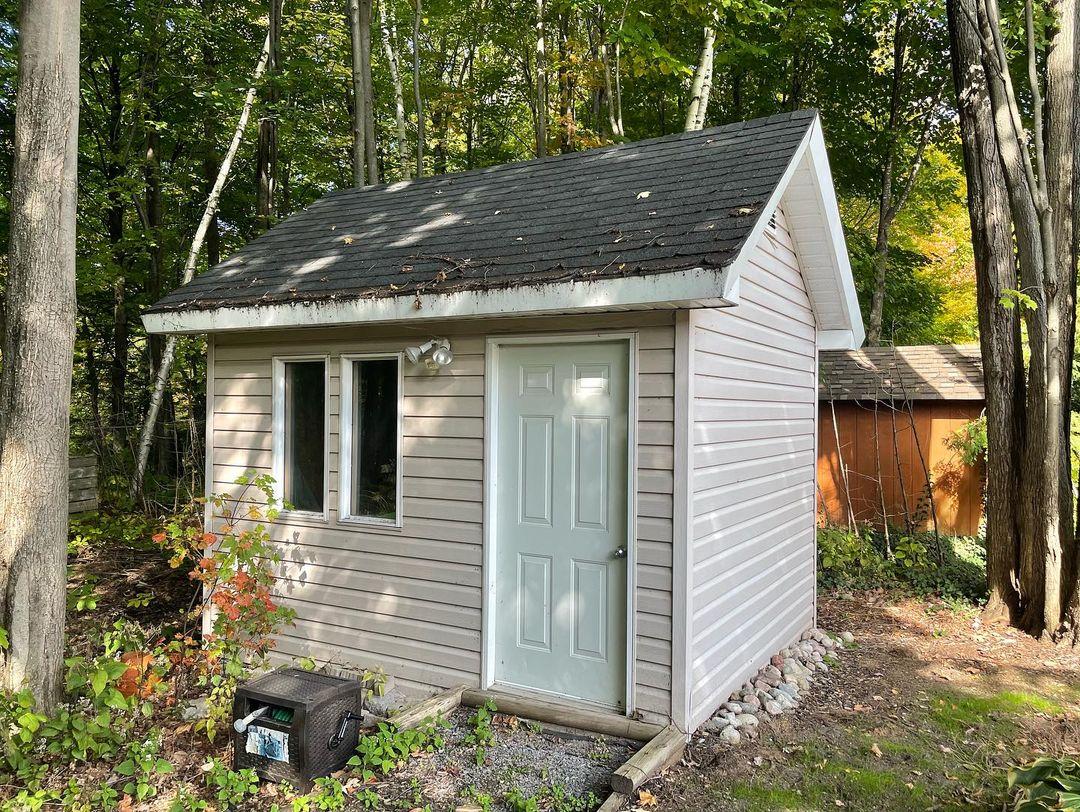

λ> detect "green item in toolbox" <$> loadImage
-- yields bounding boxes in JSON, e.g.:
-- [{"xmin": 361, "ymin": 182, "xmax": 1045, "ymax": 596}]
[{"xmin": 271, "ymin": 707, "xmax": 293, "ymax": 723}]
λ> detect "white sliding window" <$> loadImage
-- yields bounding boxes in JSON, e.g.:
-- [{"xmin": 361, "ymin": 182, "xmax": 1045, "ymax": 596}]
[
  {"xmin": 272, "ymin": 357, "xmax": 328, "ymax": 517},
  {"xmin": 340, "ymin": 354, "xmax": 403, "ymax": 526}
]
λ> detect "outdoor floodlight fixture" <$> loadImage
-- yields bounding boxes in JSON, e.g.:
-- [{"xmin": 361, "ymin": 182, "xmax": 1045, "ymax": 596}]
[{"xmin": 405, "ymin": 338, "xmax": 453, "ymax": 370}]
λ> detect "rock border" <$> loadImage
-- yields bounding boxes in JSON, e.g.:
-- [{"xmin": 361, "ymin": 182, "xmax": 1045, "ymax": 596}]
[{"xmin": 700, "ymin": 628, "xmax": 855, "ymax": 746}]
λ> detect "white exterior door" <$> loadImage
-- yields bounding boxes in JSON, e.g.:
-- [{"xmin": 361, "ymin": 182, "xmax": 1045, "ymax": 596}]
[{"xmin": 492, "ymin": 340, "xmax": 629, "ymax": 708}]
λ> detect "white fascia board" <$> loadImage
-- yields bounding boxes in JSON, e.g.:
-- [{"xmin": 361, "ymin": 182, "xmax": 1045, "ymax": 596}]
[
  {"xmin": 723, "ymin": 114, "xmax": 864, "ymax": 351},
  {"xmin": 817, "ymin": 329, "xmax": 859, "ymax": 351},
  {"xmin": 803, "ymin": 120, "xmax": 865, "ymax": 349},
  {"xmin": 142, "ymin": 265, "xmax": 738, "ymax": 335}
]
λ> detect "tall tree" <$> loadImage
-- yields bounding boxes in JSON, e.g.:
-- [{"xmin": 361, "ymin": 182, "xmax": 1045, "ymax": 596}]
[
  {"xmin": 535, "ymin": 0, "xmax": 547, "ymax": 156},
  {"xmin": 347, "ymin": 0, "xmax": 368, "ymax": 185},
  {"xmin": 412, "ymin": 0, "xmax": 424, "ymax": 175},
  {"xmin": 380, "ymin": 0, "xmax": 411, "ymax": 179},
  {"xmin": 865, "ymin": 3, "xmax": 944, "ymax": 346},
  {"xmin": 0, "ymin": 0, "xmax": 80, "ymax": 708},
  {"xmin": 132, "ymin": 31, "xmax": 272, "ymax": 498},
  {"xmin": 947, "ymin": 0, "xmax": 1079, "ymax": 638},
  {"xmin": 684, "ymin": 25, "xmax": 715, "ymax": 131},
  {"xmin": 256, "ymin": 0, "xmax": 282, "ymax": 229}
]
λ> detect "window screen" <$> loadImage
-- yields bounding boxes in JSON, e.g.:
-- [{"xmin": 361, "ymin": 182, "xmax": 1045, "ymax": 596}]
[
  {"xmin": 283, "ymin": 360, "xmax": 325, "ymax": 513},
  {"xmin": 350, "ymin": 358, "xmax": 399, "ymax": 521}
]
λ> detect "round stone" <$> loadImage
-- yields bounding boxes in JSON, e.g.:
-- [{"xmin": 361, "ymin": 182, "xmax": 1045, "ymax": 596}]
[
  {"xmin": 720, "ymin": 725, "xmax": 741, "ymax": 745},
  {"xmin": 764, "ymin": 700, "xmax": 783, "ymax": 716}
]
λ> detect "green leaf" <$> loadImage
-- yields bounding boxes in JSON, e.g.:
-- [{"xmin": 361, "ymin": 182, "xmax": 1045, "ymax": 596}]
[
  {"xmin": 90, "ymin": 668, "xmax": 108, "ymax": 696},
  {"xmin": 115, "ymin": 759, "xmax": 135, "ymax": 776}
]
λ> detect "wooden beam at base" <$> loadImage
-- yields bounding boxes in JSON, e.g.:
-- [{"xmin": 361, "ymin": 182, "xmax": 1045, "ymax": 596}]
[
  {"xmin": 610, "ymin": 723, "xmax": 686, "ymax": 795},
  {"xmin": 460, "ymin": 688, "xmax": 661, "ymax": 741},
  {"xmin": 391, "ymin": 684, "xmax": 466, "ymax": 731},
  {"xmin": 598, "ymin": 791, "xmax": 631, "ymax": 811}
]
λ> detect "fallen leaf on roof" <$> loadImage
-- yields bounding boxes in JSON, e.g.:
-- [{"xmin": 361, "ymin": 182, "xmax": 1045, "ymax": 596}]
[
  {"xmin": 343, "ymin": 236, "xmax": 354, "ymax": 245},
  {"xmin": 636, "ymin": 191, "xmax": 651, "ymax": 199}
]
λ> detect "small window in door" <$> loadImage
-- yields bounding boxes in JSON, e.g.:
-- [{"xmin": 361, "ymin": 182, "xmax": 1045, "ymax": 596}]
[
  {"xmin": 278, "ymin": 359, "xmax": 326, "ymax": 514},
  {"xmin": 342, "ymin": 356, "xmax": 401, "ymax": 524}
]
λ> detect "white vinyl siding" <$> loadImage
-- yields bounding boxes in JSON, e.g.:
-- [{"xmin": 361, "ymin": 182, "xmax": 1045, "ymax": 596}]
[
  {"xmin": 209, "ymin": 312, "xmax": 675, "ymax": 720},
  {"xmin": 686, "ymin": 207, "xmax": 818, "ymax": 731}
]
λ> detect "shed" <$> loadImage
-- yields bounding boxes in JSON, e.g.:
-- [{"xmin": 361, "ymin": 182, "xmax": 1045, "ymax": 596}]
[
  {"xmin": 144, "ymin": 110, "xmax": 863, "ymax": 734},
  {"xmin": 817, "ymin": 344, "xmax": 985, "ymax": 536}
]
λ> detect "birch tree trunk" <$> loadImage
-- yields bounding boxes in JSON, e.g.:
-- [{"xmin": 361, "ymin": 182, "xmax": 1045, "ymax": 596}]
[
  {"xmin": 380, "ymin": 0, "xmax": 411, "ymax": 179},
  {"xmin": 131, "ymin": 32, "xmax": 272, "ymax": 499},
  {"xmin": 0, "ymin": 0, "xmax": 80, "ymax": 709},
  {"xmin": 535, "ymin": 0, "xmax": 548, "ymax": 157},
  {"xmin": 412, "ymin": 0, "xmax": 424, "ymax": 176},
  {"xmin": 684, "ymin": 27, "xmax": 715, "ymax": 132},
  {"xmin": 348, "ymin": 0, "xmax": 367, "ymax": 186}
]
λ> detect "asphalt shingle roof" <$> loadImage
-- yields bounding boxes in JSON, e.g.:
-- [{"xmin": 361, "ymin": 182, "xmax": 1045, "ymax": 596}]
[
  {"xmin": 819, "ymin": 344, "xmax": 984, "ymax": 401},
  {"xmin": 148, "ymin": 110, "xmax": 818, "ymax": 314}
]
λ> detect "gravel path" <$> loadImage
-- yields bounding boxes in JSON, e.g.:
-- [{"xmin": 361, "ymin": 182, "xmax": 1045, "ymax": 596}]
[{"xmin": 360, "ymin": 707, "xmax": 636, "ymax": 810}]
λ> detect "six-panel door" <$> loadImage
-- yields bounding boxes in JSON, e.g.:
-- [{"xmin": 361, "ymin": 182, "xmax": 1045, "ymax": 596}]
[{"xmin": 493, "ymin": 341, "xmax": 629, "ymax": 708}]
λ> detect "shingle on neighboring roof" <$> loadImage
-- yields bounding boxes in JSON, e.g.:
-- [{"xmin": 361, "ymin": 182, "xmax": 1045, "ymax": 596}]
[
  {"xmin": 148, "ymin": 110, "xmax": 818, "ymax": 314},
  {"xmin": 820, "ymin": 344, "xmax": 983, "ymax": 401}
]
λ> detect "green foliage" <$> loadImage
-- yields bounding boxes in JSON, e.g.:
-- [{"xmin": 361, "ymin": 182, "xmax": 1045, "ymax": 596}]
[
  {"xmin": 203, "ymin": 757, "xmax": 260, "ymax": 810},
  {"xmin": 155, "ymin": 472, "xmax": 296, "ymax": 741},
  {"xmin": 946, "ymin": 415, "xmax": 988, "ymax": 467},
  {"xmin": 1009, "ymin": 757, "xmax": 1080, "ymax": 810},
  {"xmin": 115, "ymin": 731, "xmax": 174, "ymax": 802},
  {"xmin": 282, "ymin": 777, "xmax": 347, "ymax": 812},
  {"xmin": 818, "ymin": 525, "xmax": 987, "ymax": 603},
  {"xmin": 504, "ymin": 785, "xmax": 601, "ymax": 812},
  {"xmin": 464, "ymin": 698, "xmax": 497, "ymax": 766},
  {"xmin": 347, "ymin": 718, "xmax": 447, "ymax": 781}
]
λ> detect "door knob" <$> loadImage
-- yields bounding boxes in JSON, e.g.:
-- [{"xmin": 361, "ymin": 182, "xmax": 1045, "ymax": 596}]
[{"xmin": 613, "ymin": 546, "xmax": 627, "ymax": 559}]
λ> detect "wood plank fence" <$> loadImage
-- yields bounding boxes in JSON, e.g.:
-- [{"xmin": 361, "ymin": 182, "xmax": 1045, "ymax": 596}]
[
  {"xmin": 69, "ymin": 455, "xmax": 98, "ymax": 513},
  {"xmin": 817, "ymin": 401, "xmax": 984, "ymax": 536}
]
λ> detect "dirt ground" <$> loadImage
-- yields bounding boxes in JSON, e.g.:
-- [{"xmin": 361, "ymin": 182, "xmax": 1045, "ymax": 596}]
[{"xmin": 645, "ymin": 591, "xmax": 1080, "ymax": 811}]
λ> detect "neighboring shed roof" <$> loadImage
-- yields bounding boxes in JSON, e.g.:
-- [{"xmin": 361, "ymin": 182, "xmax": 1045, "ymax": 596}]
[
  {"xmin": 149, "ymin": 111, "xmax": 817, "ymax": 314},
  {"xmin": 819, "ymin": 344, "xmax": 984, "ymax": 401}
]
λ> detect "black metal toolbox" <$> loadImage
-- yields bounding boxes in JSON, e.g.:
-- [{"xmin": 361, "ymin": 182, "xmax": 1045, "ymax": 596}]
[{"xmin": 231, "ymin": 667, "xmax": 363, "ymax": 789}]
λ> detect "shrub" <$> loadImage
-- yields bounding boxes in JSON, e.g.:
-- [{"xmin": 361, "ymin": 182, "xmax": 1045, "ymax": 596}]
[
  {"xmin": 817, "ymin": 524, "xmax": 987, "ymax": 603},
  {"xmin": 1008, "ymin": 756, "xmax": 1080, "ymax": 810}
]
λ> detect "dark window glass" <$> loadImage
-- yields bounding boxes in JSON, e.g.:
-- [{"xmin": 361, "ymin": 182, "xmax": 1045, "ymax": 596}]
[
  {"xmin": 284, "ymin": 361, "xmax": 325, "ymax": 513},
  {"xmin": 351, "ymin": 359, "xmax": 399, "ymax": 521}
]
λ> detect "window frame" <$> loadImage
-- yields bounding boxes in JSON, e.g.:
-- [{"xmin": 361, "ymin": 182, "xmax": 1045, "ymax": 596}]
[
  {"xmin": 272, "ymin": 354, "xmax": 331, "ymax": 521},
  {"xmin": 338, "ymin": 351, "xmax": 405, "ymax": 528}
]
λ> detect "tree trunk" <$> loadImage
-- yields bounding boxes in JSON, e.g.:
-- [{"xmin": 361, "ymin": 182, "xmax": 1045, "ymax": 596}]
[
  {"xmin": 867, "ymin": 10, "xmax": 906, "ymax": 347},
  {"xmin": 412, "ymin": 0, "xmax": 424, "ymax": 176},
  {"xmin": 684, "ymin": 27, "xmax": 715, "ymax": 132},
  {"xmin": 360, "ymin": 0, "xmax": 378, "ymax": 183},
  {"xmin": 380, "ymin": 0, "xmax": 411, "ymax": 179},
  {"xmin": 535, "ymin": 0, "xmax": 547, "ymax": 157},
  {"xmin": 948, "ymin": 0, "xmax": 1024, "ymax": 624},
  {"xmin": 131, "ymin": 32, "xmax": 272, "ymax": 499},
  {"xmin": 201, "ymin": 0, "xmax": 221, "ymax": 267},
  {"xmin": 256, "ymin": 0, "xmax": 282, "ymax": 228},
  {"xmin": 347, "ymin": 0, "xmax": 367, "ymax": 186},
  {"xmin": 105, "ymin": 52, "xmax": 127, "ymax": 430},
  {"xmin": 0, "ymin": 0, "xmax": 80, "ymax": 709}
]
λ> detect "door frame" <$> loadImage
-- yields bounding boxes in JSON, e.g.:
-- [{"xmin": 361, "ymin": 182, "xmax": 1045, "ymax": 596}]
[{"xmin": 481, "ymin": 331, "xmax": 638, "ymax": 716}]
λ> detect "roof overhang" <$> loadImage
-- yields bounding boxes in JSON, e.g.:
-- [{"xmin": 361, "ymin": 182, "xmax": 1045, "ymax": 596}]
[
  {"xmin": 722, "ymin": 116, "xmax": 864, "ymax": 350},
  {"xmin": 143, "ymin": 115, "xmax": 863, "ymax": 345},
  {"xmin": 142, "ymin": 264, "xmax": 740, "ymax": 335}
]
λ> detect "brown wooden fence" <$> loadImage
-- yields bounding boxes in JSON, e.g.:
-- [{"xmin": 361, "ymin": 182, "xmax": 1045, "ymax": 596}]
[{"xmin": 817, "ymin": 400, "xmax": 984, "ymax": 536}]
